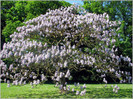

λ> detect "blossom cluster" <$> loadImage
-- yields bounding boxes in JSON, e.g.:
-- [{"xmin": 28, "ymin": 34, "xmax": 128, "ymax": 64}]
[{"xmin": 111, "ymin": 85, "xmax": 120, "ymax": 93}]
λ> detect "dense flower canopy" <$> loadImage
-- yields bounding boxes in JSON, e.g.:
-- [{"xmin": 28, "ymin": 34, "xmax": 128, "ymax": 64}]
[{"xmin": 0, "ymin": 5, "xmax": 132, "ymax": 90}]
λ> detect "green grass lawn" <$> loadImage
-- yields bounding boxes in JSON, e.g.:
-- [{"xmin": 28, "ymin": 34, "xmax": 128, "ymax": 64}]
[{"xmin": 1, "ymin": 83, "xmax": 132, "ymax": 98}]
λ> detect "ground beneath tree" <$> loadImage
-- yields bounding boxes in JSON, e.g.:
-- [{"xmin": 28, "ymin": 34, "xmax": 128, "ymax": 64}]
[{"xmin": 1, "ymin": 83, "xmax": 132, "ymax": 98}]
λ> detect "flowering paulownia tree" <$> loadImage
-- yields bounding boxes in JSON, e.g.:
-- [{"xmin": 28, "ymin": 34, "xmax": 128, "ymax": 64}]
[{"xmin": 0, "ymin": 5, "xmax": 132, "ymax": 93}]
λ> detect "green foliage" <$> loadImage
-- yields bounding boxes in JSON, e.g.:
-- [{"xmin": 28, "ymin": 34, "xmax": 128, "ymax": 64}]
[
  {"xmin": 83, "ymin": 1, "xmax": 132, "ymax": 59},
  {"xmin": 83, "ymin": 1, "xmax": 105, "ymax": 14},
  {"xmin": 1, "ymin": 83, "xmax": 132, "ymax": 98},
  {"xmin": 2, "ymin": 21, "xmax": 24, "ymax": 42},
  {"xmin": 1, "ymin": 1, "xmax": 16, "ymax": 30},
  {"xmin": 59, "ymin": 1, "xmax": 72, "ymax": 7}
]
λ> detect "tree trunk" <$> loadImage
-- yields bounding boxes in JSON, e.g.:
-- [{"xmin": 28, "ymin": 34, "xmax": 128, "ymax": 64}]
[{"xmin": 60, "ymin": 76, "xmax": 66, "ymax": 93}]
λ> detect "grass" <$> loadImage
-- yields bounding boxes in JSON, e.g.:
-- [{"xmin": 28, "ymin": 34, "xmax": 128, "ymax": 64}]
[{"xmin": 1, "ymin": 83, "xmax": 132, "ymax": 98}]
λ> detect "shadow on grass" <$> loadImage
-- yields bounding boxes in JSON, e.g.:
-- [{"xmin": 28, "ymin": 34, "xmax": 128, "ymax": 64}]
[{"xmin": 13, "ymin": 87, "xmax": 132, "ymax": 98}]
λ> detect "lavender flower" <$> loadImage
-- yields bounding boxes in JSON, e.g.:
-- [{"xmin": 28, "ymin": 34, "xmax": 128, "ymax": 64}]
[{"xmin": 76, "ymin": 91, "xmax": 79, "ymax": 95}]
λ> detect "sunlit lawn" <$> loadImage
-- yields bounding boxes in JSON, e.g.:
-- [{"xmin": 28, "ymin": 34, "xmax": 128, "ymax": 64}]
[{"xmin": 1, "ymin": 83, "xmax": 132, "ymax": 98}]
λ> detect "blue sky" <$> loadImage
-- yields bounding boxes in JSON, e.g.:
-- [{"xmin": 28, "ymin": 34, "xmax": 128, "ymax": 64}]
[{"xmin": 64, "ymin": 0, "xmax": 84, "ymax": 5}]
